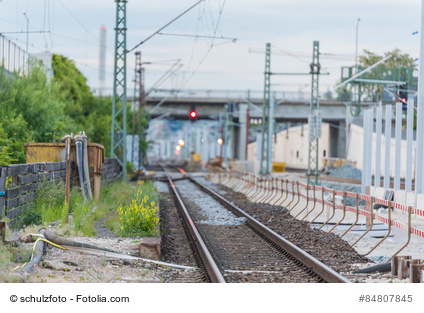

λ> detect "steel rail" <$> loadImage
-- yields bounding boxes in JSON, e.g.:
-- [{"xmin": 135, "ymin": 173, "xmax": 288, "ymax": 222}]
[
  {"xmin": 165, "ymin": 174, "xmax": 226, "ymax": 283},
  {"xmin": 185, "ymin": 174, "xmax": 351, "ymax": 283}
]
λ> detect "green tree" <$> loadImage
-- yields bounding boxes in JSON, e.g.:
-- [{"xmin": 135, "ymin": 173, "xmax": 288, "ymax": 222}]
[
  {"xmin": 51, "ymin": 54, "xmax": 150, "ymax": 157},
  {"xmin": 0, "ymin": 60, "xmax": 72, "ymax": 143},
  {"xmin": 357, "ymin": 48, "xmax": 416, "ymax": 102},
  {"xmin": 52, "ymin": 54, "xmax": 94, "ymax": 124}
]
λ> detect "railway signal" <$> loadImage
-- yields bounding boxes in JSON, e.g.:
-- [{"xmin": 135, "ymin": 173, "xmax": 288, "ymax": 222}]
[
  {"xmin": 190, "ymin": 105, "xmax": 197, "ymax": 121},
  {"xmin": 399, "ymin": 88, "xmax": 408, "ymax": 103}
]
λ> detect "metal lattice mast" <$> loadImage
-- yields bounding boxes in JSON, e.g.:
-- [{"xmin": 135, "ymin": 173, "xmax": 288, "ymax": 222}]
[
  {"xmin": 260, "ymin": 42, "xmax": 271, "ymax": 175},
  {"xmin": 307, "ymin": 41, "xmax": 321, "ymax": 185},
  {"xmin": 111, "ymin": 0, "xmax": 128, "ymax": 180},
  {"xmin": 131, "ymin": 51, "xmax": 142, "ymax": 168}
]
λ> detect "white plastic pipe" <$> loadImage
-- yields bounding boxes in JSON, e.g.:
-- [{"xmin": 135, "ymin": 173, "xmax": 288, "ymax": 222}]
[
  {"xmin": 82, "ymin": 132, "xmax": 93, "ymax": 199},
  {"xmin": 75, "ymin": 135, "xmax": 86, "ymax": 200}
]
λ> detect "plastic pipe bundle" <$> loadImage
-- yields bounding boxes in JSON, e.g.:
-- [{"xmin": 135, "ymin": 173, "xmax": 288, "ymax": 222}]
[
  {"xmin": 82, "ymin": 132, "xmax": 93, "ymax": 199},
  {"xmin": 74, "ymin": 135, "xmax": 86, "ymax": 200}
]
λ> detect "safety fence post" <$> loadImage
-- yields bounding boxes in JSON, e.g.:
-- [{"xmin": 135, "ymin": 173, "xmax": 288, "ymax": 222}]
[
  {"xmin": 392, "ymin": 206, "xmax": 413, "ymax": 257},
  {"xmin": 257, "ymin": 178, "xmax": 269, "ymax": 203},
  {"xmin": 283, "ymin": 181, "xmax": 300, "ymax": 216},
  {"xmin": 245, "ymin": 174, "xmax": 255, "ymax": 196},
  {"xmin": 246, "ymin": 175, "xmax": 258, "ymax": 198},
  {"xmin": 301, "ymin": 184, "xmax": 316, "ymax": 222},
  {"xmin": 308, "ymin": 188, "xmax": 326, "ymax": 225},
  {"xmin": 268, "ymin": 178, "xmax": 281, "ymax": 204},
  {"xmin": 352, "ymin": 196, "xmax": 375, "ymax": 247},
  {"xmin": 319, "ymin": 189, "xmax": 336, "ymax": 230},
  {"xmin": 362, "ymin": 200, "xmax": 392, "ymax": 256},
  {"xmin": 292, "ymin": 182, "xmax": 309, "ymax": 220},
  {"xmin": 272, "ymin": 179, "xmax": 285, "ymax": 206},
  {"xmin": 340, "ymin": 193, "xmax": 360, "ymax": 238},
  {"xmin": 328, "ymin": 191, "xmax": 347, "ymax": 233},
  {"xmin": 276, "ymin": 179, "xmax": 290, "ymax": 207}
]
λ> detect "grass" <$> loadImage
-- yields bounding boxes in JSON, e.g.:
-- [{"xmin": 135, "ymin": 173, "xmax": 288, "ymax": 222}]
[
  {"xmin": 102, "ymin": 180, "xmax": 160, "ymax": 237},
  {"xmin": 7, "ymin": 178, "xmax": 160, "ymax": 238},
  {"xmin": 0, "ymin": 229, "xmax": 32, "ymax": 283},
  {"xmin": 0, "ymin": 179, "xmax": 161, "ymax": 282}
]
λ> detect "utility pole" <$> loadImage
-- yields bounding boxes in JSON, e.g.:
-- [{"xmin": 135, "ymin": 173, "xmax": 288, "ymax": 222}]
[
  {"xmin": 223, "ymin": 104, "xmax": 228, "ymax": 168},
  {"xmin": 131, "ymin": 51, "xmax": 142, "ymax": 169},
  {"xmin": 260, "ymin": 42, "xmax": 271, "ymax": 175},
  {"xmin": 307, "ymin": 41, "xmax": 321, "ymax": 185},
  {"xmin": 139, "ymin": 67, "xmax": 146, "ymax": 165},
  {"xmin": 99, "ymin": 25, "xmax": 107, "ymax": 96},
  {"xmin": 111, "ymin": 0, "xmax": 128, "ymax": 180}
]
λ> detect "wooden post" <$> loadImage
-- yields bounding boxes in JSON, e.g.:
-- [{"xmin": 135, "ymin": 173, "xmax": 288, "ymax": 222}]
[
  {"xmin": 62, "ymin": 135, "xmax": 72, "ymax": 223},
  {"xmin": 92, "ymin": 144, "xmax": 104, "ymax": 202},
  {"xmin": 391, "ymin": 255, "xmax": 411, "ymax": 276},
  {"xmin": 93, "ymin": 174, "xmax": 101, "ymax": 201},
  {"xmin": 397, "ymin": 256, "xmax": 412, "ymax": 279},
  {"xmin": 365, "ymin": 185, "xmax": 371, "ymax": 227},
  {"xmin": 0, "ymin": 221, "xmax": 5, "ymax": 243},
  {"xmin": 410, "ymin": 264, "xmax": 424, "ymax": 283}
]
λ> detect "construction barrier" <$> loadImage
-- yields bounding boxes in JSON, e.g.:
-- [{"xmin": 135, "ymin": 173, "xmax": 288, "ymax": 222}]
[{"xmin": 208, "ymin": 169, "xmax": 424, "ymax": 257}]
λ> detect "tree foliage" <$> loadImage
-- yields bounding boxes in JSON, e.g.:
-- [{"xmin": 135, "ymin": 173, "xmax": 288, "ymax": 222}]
[
  {"xmin": 0, "ymin": 54, "xmax": 149, "ymax": 165},
  {"xmin": 357, "ymin": 48, "xmax": 416, "ymax": 102}
]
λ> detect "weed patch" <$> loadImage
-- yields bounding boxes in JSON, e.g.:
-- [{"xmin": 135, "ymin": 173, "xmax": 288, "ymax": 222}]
[{"xmin": 116, "ymin": 188, "xmax": 159, "ymax": 237}]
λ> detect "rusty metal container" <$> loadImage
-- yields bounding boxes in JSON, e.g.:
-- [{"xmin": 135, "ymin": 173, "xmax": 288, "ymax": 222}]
[
  {"xmin": 25, "ymin": 142, "xmax": 105, "ymax": 200},
  {"xmin": 25, "ymin": 142, "xmax": 67, "ymax": 163}
]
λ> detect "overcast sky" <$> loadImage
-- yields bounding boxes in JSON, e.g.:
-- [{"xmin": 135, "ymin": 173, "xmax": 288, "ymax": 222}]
[{"xmin": 0, "ymin": 0, "xmax": 422, "ymax": 98}]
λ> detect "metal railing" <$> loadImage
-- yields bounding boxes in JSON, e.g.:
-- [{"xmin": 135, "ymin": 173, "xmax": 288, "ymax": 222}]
[
  {"xmin": 0, "ymin": 35, "xmax": 29, "ymax": 77},
  {"xmin": 209, "ymin": 169, "xmax": 424, "ymax": 258}
]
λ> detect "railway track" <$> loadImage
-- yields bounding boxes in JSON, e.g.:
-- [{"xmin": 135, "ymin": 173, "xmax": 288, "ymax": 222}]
[{"xmin": 160, "ymin": 166, "xmax": 350, "ymax": 283}]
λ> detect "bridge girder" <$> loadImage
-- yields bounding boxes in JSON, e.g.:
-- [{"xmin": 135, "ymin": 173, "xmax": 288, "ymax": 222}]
[{"xmin": 140, "ymin": 97, "xmax": 359, "ymax": 123}]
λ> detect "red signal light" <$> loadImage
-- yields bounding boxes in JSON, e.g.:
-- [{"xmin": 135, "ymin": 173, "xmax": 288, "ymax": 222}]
[
  {"xmin": 190, "ymin": 111, "xmax": 197, "ymax": 118},
  {"xmin": 402, "ymin": 98, "xmax": 406, "ymax": 103}
]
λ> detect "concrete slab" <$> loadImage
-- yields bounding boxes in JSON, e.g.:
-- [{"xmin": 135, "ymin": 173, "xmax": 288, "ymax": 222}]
[{"xmin": 139, "ymin": 236, "xmax": 161, "ymax": 261}]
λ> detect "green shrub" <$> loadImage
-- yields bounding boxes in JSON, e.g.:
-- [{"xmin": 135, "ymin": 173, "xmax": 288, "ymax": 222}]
[
  {"xmin": 14, "ymin": 210, "xmax": 42, "ymax": 229},
  {"xmin": 33, "ymin": 180, "xmax": 66, "ymax": 225},
  {"xmin": 116, "ymin": 188, "xmax": 159, "ymax": 237}
]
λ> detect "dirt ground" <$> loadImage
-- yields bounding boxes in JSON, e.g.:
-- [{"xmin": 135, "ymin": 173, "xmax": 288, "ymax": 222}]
[{"xmin": 6, "ymin": 230, "xmax": 198, "ymax": 283}]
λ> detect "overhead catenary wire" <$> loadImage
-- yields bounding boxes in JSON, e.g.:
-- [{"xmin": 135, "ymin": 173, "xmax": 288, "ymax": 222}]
[
  {"xmin": 127, "ymin": 0, "xmax": 205, "ymax": 53},
  {"xmin": 145, "ymin": 60, "xmax": 183, "ymax": 96},
  {"xmin": 158, "ymin": 31, "xmax": 237, "ymax": 42}
]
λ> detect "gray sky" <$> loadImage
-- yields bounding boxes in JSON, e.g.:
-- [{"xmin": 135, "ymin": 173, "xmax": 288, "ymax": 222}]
[{"xmin": 0, "ymin": 0, "xmax": 421, "ymax": 98}]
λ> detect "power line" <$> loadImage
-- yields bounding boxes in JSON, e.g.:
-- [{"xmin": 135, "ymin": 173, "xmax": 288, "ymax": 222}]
[
  {"xmin": 158, "ymin": 31, "xmax": 237, "ymax": 42},
  {"xmin": 127, "ymin": 0, "xmax": 205, "ymax": 53},
  {"xmin": 0, "ymin": 30, "xmax": 49, "ymax": 34},
  {"xmin": 56, "ymin": 0, "xmax": 98, "ymax": 43},
  {"xmin": 175, "ymin": 0, "xmax": 229, "ymax": 90}
]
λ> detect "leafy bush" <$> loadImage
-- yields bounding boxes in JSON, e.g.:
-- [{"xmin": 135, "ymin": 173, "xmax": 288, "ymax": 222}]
[
  {"xmin": 33, "ymin": 180, "xmax": 67, "ymax": 225},
  {"xmin": 116, "ymin": 187, "xmax": 159, "ymax": 237},
  {"xmin": 14, "ymin": 210, "xmax": 42, "ymax": 229}
]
